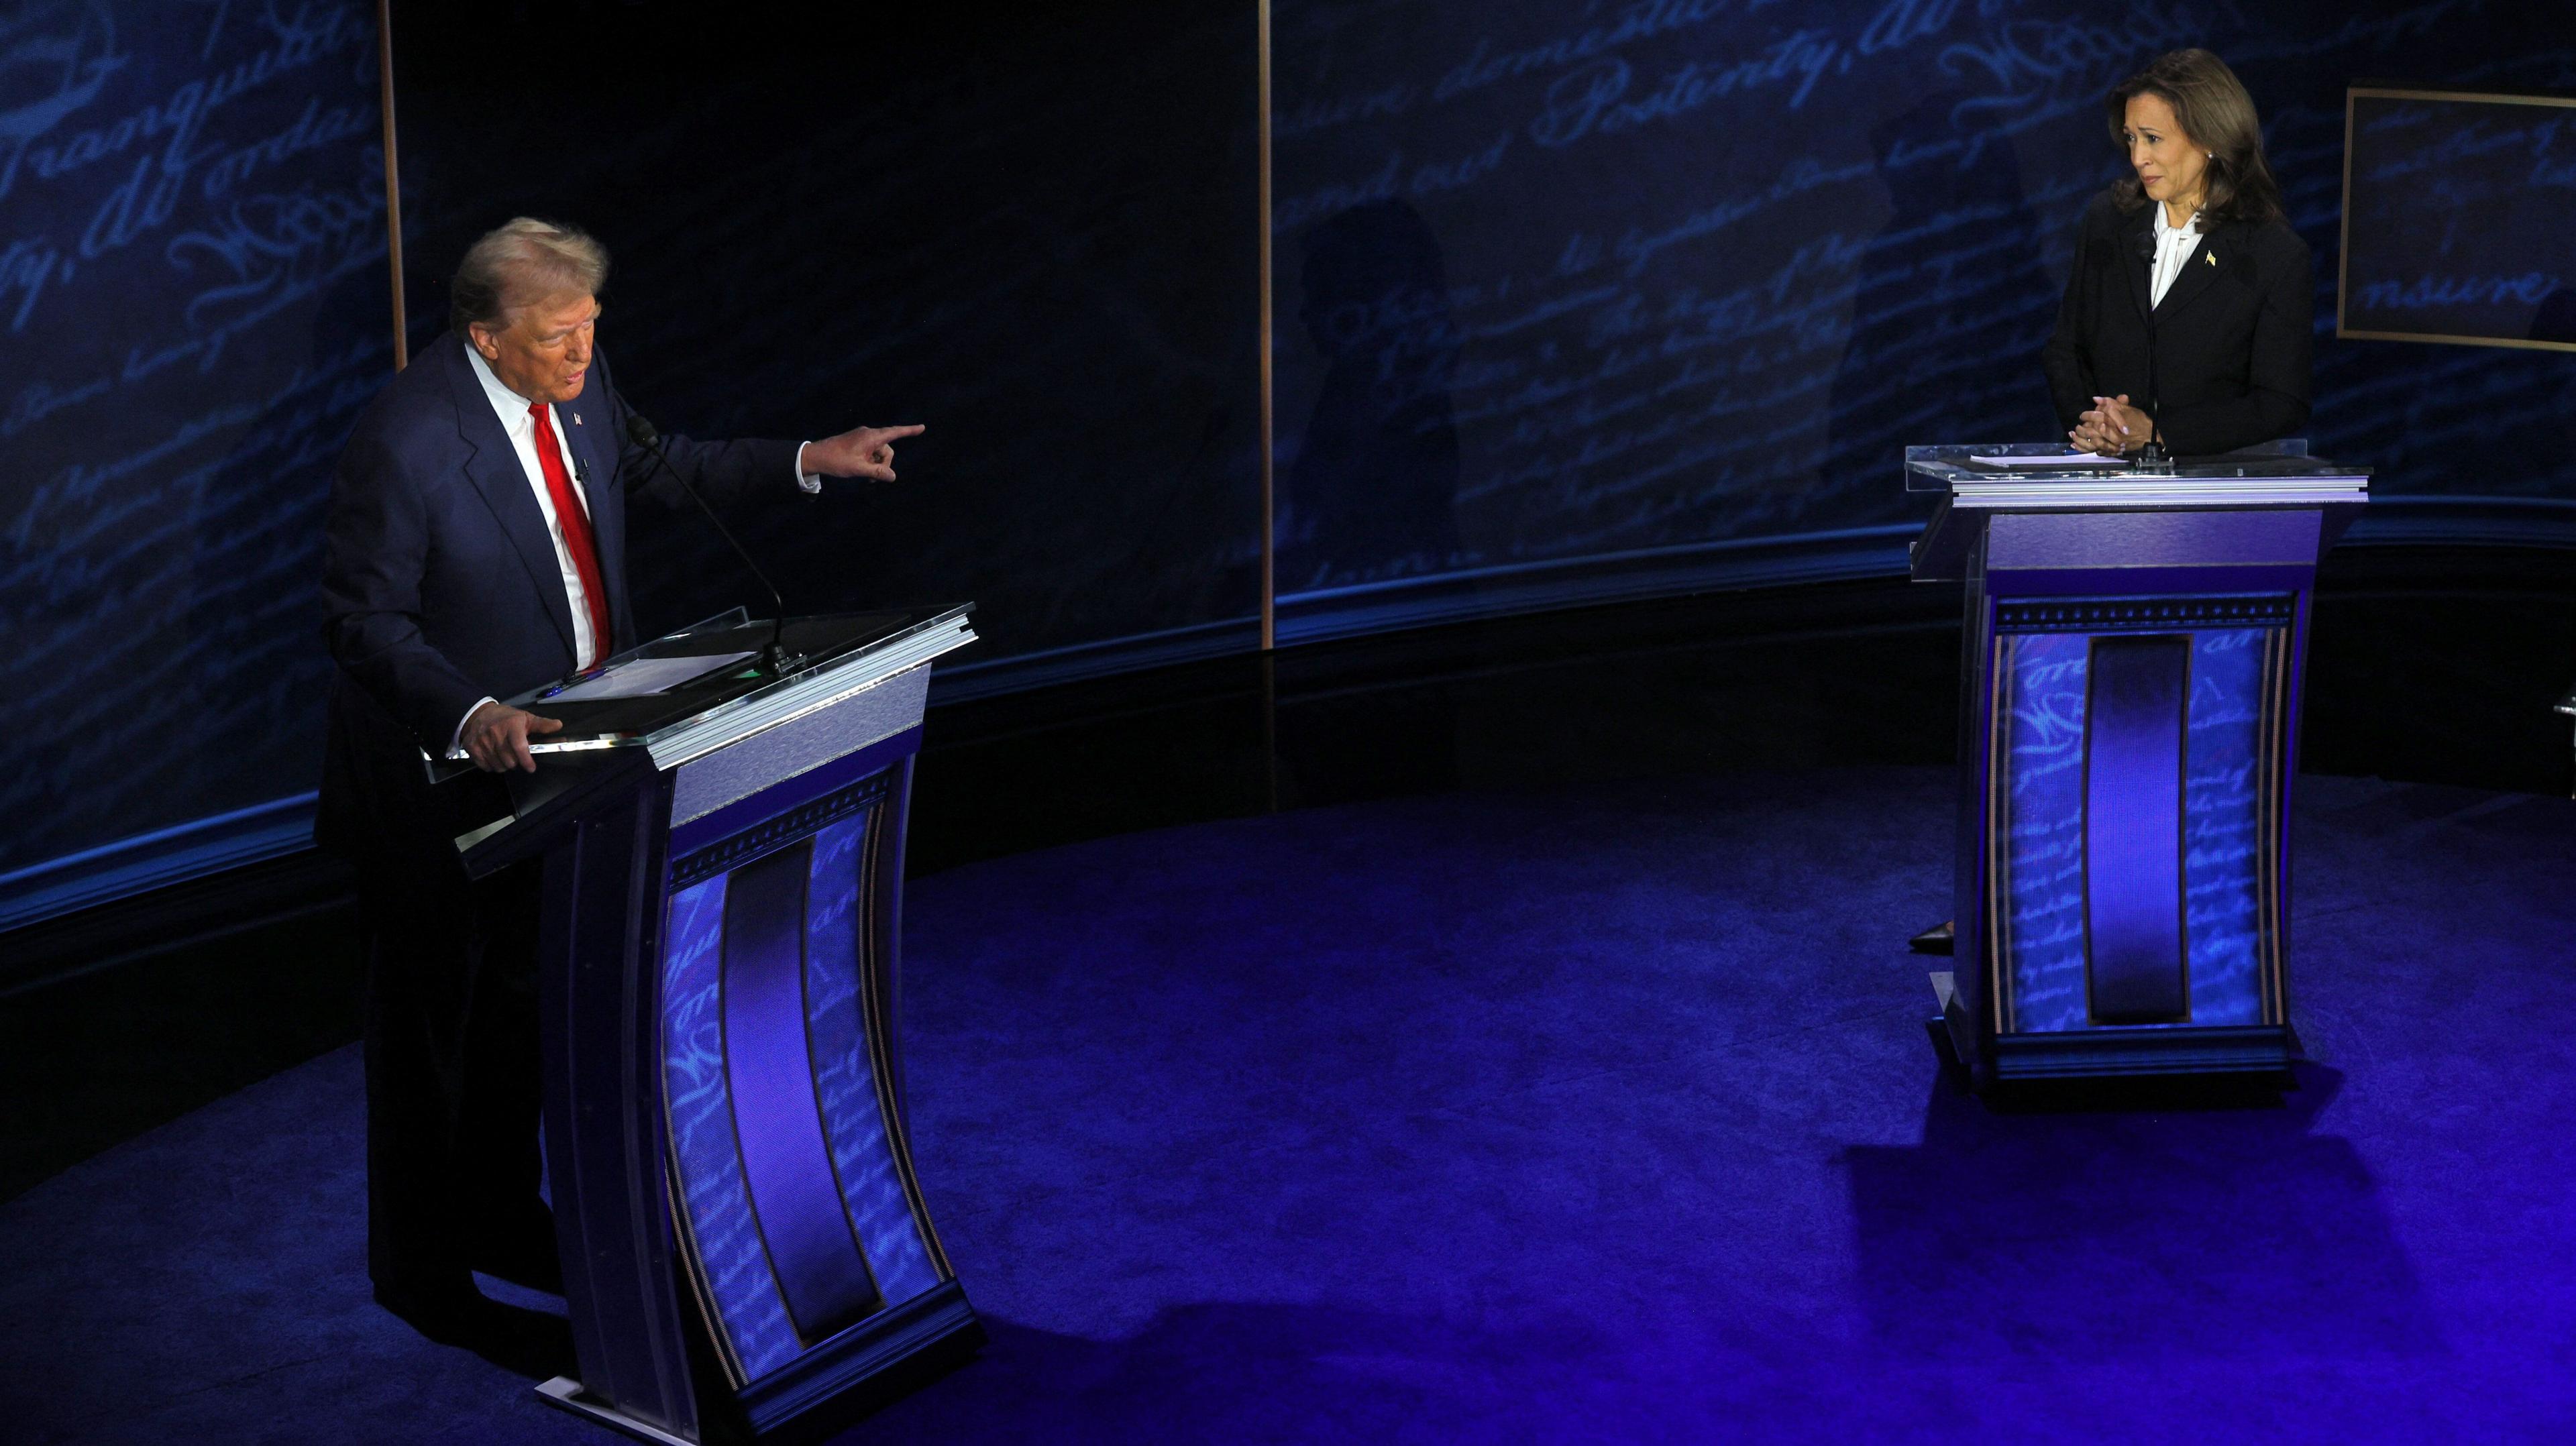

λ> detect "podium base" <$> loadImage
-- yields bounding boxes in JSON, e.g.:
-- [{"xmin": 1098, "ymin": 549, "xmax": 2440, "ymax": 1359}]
[
  {"xmin": 1922, "ymin": 972, "xmax": 2293, "ymax": 1087},
  {"xmin": 536, "ymin": 1378, "xmax": 697, "ymax": 1446},
  {"xmin": 1990, "ymin": 1025, "xmax": 2292, "ymax": 1080}
]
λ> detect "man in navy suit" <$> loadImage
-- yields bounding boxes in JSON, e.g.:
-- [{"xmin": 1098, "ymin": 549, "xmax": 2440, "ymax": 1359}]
[{"xmin": 319, "ymin": 218, "xmax": 920, "ymax": 1347}]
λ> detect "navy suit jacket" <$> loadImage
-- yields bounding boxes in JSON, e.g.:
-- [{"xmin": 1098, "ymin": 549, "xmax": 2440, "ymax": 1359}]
[
  {"xmin": 2041, "ymin": 189, "xmax": 2313, "ymax": 457},
  {"xmin": 319, "ymin": 329, "xmax": 801, "ymax": 854}
]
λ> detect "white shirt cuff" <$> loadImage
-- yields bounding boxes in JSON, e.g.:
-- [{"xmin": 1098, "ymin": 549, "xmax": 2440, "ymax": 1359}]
[
  {"xmin": 794, "ymin": 441, "xmax": 821, "ymax": 494},
  {"xmin": 447, "ymin": 697, "xmax": 498, "ymax": 760}
]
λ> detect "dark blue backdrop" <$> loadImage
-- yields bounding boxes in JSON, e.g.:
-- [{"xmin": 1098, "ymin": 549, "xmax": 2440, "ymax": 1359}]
[
  {"xmin": 1269, "ymin": 0, "xmax": 2576, "ymax": 596},
  {"xmin": 1, "ymin": 0, "xmax": 388, "ymax": 885},
  {"xmin": 384, "ymin": 0, "xmax": 1269, "ymax": 698}
]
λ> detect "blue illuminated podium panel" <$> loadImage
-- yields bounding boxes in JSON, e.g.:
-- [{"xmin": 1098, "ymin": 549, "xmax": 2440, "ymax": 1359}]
[
  {"xmin": 456, "ymin": 608, "xmax": 981, "ymax": 1443},
  {"xmin": 1908, "ymin": 449, "xmax": 2369, "ymax": 1084}
]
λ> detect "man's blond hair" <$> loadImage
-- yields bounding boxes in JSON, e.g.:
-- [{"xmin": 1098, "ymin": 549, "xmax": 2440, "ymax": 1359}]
[{"xmin": 449, "ymin": 217, "xmax": 608, "ymax": 335}]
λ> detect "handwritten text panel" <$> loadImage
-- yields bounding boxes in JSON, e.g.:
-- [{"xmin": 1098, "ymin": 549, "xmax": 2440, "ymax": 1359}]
[
  {"xmin": 0, "ymin": 0, "xmax": 391, "ymax": 873},
  {"xmin": 1273, "ymin": 0, "xmax": 2576, "ymax": 592},
  {"xmin": 2344, "ymin": 92, "xmax": 2576, "ymax": 344}
]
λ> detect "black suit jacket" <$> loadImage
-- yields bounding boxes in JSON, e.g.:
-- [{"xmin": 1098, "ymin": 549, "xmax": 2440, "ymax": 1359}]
[
  {"xmin": 2041, "ymin": 189, "xmax": 2313, "ymax": 457},
  {"xmin": 317, "ymin": 330, "xmax": 802, "ymax": 865}
]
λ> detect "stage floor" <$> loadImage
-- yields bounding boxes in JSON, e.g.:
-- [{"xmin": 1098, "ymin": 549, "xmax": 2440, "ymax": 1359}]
[{"xmin": 5, "ymin": 767, "xmax": 2573, "ymax": 1443}]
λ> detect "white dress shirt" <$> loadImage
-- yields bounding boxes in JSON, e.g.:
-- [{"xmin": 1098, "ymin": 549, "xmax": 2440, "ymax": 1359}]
[
  {"xmin": 2148, "ymin": 205, "xmax": 2202, "ymax": 309},
  {"xmin": 446, "ymin": 351, "xmax": 824, "ymax": 758},
  {"xmin": 466, "ymin": 346, "xmax": 602, "ymax": 670}
]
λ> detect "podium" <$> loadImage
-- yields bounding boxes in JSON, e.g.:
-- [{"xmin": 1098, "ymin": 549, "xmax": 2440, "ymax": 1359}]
[
  {"xmin": 1907, "ymin": 446, "xmax": 2369, "ymax": 1085},
  {"xmin": 451, "ymin": 606, "xmax": 981, "ymax": 1443}
]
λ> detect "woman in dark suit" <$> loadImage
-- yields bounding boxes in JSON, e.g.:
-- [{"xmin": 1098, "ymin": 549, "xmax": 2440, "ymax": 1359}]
[
  {"xmin": 2046, "ymin": 49, "xmax": 2311, "ymax": 458},
  {"xmin": 1915, "ymin": 50, "xmax": 2311, "ymax": 958}
]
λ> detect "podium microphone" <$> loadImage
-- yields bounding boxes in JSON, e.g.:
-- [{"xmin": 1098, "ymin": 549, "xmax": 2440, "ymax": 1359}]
[
  {"xmin": 2131, "ymin": 229, "xmax": 2174, "ymax": 474},
  {"xmin": 623, "ymin": 412, "xmax": 804, "ymax": 677}
]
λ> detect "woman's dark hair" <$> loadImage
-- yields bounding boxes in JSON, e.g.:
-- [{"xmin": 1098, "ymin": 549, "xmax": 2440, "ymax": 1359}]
[{"xmin": 2105, "ymin": 49, "xmax": 2286, "ymax": 225}]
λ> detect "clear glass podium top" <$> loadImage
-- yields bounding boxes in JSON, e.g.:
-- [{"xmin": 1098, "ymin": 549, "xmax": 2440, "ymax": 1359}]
[
  {"xmin": 489, "ymin": 603, "xmax": 977, "ymax": 769},
  {"xmin": 1905, "ymin": 441, "xmax": 2370, "ymax": 495},
  {"xmin": 441, "ymin": 604, "xmax": 978, "ymax": 867},
  {"xmin": 1904, "ymin": 441, "xmax": 2373, "ymax": 583}
]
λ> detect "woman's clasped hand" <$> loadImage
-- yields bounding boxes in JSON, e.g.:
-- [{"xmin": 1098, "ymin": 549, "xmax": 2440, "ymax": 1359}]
[{"xmin": 2071, "ymin": 393, "xmax": 2153, "ymax": 455}]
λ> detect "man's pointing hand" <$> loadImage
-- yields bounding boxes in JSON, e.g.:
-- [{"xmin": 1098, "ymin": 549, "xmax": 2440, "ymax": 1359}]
[{"xmin": 802, "ymin": 423, "xmax": 926, "ymax": 482}]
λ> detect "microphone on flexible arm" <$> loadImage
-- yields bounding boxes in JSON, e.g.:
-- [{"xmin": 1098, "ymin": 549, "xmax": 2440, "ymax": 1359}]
[
  {"xmin": 2131, "ymin": 229, "xmax": 2174, "ymax": 473},
  {"xmin": 623, "ymin": 411, "xmax": 804, "ymax": 678}
]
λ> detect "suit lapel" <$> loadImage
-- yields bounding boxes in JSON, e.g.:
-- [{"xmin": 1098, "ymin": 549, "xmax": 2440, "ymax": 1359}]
[
  {"xmin": 2124, "ymin": 203, "xmax": 2155, "ymax": 327},
  {"xmin": 2153, "ymin": 221, "xmax": 2227, "ymax": 321},
  {"xmin": 441, "ymin": 337, "xmax": 578, "ymax": 658}
]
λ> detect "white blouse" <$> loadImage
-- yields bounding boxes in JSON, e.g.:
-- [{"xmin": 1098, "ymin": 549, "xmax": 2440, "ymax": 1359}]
[{"xmin": 2149, "ymin": 205, "xmax": 2203, "ymax": 309}]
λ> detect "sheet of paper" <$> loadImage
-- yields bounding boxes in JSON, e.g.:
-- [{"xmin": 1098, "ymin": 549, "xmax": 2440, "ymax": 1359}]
[
  {"xmin": 543, "ymin": 651, "xmax": 757, "ymax": 702},
  {"xmin": 1967, "ymin": 450, "xmax": 2129, "ymax": 468}
]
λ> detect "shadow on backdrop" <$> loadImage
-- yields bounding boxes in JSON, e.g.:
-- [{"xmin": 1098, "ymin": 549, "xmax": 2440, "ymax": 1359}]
[
  {"xmin": 1823, "ymin": 89, "xmax": 2057, "ymax": 526},
  {"xmin": 1281, "ymin": 199, "xmax": 1464, "ymax": 596}
]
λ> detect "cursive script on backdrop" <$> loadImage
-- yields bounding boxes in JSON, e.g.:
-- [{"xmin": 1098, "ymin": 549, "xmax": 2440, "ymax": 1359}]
[
  {"xmin": 1271, "ymin": 0, "xmax": 2576, "ymax": 593},
  {"xmin": 0, "ymin": 0, "xmax": 390, "ymax": 876},
  {"xmin": 2343, "ymin": 93, "xmax": 2576, "ymax": 343}
]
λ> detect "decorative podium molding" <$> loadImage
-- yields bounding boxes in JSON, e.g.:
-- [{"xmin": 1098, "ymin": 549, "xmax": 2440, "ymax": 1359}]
[
  {"xmin": 1908, "ymin": 446, "xmax": 2369, "ymax": 1087},
  {"xmin": 456, "ymin": 609, "xmax": 983, "ymax": 1443}
]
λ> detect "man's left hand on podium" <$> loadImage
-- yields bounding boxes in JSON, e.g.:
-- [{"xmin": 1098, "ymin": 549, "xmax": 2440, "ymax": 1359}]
[
  {"xmin": 461, "ymin": 700, "xmax": 563, "ymax": 773},
  {"xmin": 800, "ymin": 423, "xmax": 927, "ymax": 482}
]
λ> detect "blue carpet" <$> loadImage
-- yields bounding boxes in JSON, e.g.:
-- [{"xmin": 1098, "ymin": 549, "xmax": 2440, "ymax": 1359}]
[{"xmin": 5, "ymin": 767, "xmax": 2573, "ymax": 1443}]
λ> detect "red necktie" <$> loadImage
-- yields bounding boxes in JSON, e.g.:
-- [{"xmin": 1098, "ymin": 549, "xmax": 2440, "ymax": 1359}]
[{"xmin": 529, "ymin": 402, "xmax": 612, "ymax": 664}]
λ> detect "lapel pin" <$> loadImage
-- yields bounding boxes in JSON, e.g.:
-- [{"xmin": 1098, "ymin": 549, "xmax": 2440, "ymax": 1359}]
[
  {"xmin": 2204, "ymin": 251, "xmax": 2216, "ymax": 267},
  {"xmin": 573, "ymin": 412, "xmax": 583, "ymax": 424}
]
